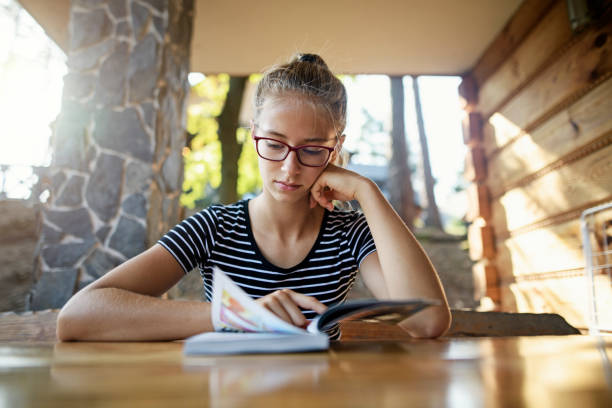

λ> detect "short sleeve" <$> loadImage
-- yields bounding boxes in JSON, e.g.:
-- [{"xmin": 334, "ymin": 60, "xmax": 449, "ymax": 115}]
[
  {"xmin": 345, "ymin": 211, "xmax": 377, "ymax": 266},
  {"xmin": 157, "ymin": 207, "xmax": 219, "ymax": 273}
]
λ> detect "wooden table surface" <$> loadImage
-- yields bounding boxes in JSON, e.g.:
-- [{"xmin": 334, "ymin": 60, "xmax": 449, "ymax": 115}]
[{"xmin": 1, "ymin": 335, "xmax": 611, "ymax": 407}]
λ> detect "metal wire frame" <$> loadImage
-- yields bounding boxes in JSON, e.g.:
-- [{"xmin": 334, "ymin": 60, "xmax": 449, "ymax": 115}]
[{"xmin": 580, "ymin": 201, "xmax": 612, "ymax": 334}]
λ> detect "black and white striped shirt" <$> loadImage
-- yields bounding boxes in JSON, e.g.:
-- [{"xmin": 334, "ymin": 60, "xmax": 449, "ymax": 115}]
[{"xmin": 158, "ymin": 199, "xmax": 377, "ymax": 339}]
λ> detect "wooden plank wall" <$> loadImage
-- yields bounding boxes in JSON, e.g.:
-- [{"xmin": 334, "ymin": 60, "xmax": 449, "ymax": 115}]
[{"xmin": 460, "ymin": 0, "xmax": 612, "ymax": 329}]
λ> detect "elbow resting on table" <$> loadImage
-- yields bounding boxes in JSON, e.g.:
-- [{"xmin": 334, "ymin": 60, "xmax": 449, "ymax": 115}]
[
  {"xmin": 56, "ymin": 292, "xmax": 96, "ymax": 341},
  {"xmin": 400, "ymin": 306, "xmax": 452, "ymax": 339},
  {"xmin": 56, "ymin": 309, "xmax": 77, "ymax": 341},
  {"xmin": 419, "ymin": 315, "xmax": 452, "ymax": 339},
  {"xmin": 56, "ymin": 306, "xmax": 90, "ymax": 341}
]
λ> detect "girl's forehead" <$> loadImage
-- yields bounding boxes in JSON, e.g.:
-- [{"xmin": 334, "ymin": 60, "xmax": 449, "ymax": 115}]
[
  {"xmin": 257, "ymin": 96, "xmax": 335, "ymax": 138},
  {"xmin": 260, "ymin": 94, "xmax": 316, "ymax": 114}
]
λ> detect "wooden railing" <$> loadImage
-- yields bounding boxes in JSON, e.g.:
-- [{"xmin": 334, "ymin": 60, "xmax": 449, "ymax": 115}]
[{"xmin": 0, "ymin": 309, "xmax": 580, "ymax": 343}]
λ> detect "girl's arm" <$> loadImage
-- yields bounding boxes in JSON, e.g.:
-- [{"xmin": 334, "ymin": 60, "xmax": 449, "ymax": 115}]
[
  {"xmin": 56, "ymin": 244, "xmax": 213, "ymax": 341},
  {"xmin": 310, "ymin": 165, "xmax": 451, "ymax": 338}
]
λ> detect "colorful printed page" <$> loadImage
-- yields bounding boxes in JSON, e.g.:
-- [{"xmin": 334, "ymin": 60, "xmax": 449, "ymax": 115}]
[{"xmin": 211, "ymin": 266, "xmax": 307, "ymax": 334}]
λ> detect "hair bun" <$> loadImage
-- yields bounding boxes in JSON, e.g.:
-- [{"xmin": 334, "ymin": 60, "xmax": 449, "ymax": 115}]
[{"xmin": 297, "ymin": 53, "xmax": 329, "ymax": 69}]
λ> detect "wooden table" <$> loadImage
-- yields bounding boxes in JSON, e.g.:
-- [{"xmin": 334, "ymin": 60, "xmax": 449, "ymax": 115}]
[{"xmin": 0, "ymin": 336, "xmax": 610, "ymax": 407}]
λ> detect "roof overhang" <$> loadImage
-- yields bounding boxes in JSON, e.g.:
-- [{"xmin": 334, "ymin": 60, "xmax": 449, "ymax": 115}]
[{"xmin": 18, "ymin": 0, "xmax": 524, "ymax": 75}]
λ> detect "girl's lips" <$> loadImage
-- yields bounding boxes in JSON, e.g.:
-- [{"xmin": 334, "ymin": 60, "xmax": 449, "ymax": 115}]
[{"xmin": 275, "ymin": 181, "xmax": 301, "ymax": 191}]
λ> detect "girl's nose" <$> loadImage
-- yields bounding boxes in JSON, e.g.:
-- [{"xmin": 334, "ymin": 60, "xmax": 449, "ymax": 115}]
[{"xmin": 281, "ymin": 150, "xmax": 301, "ymax": 173}]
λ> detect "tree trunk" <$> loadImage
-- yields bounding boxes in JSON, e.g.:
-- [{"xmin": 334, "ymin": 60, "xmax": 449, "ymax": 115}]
[
  {"xmin": 218, "ymin": 76, "xmax": 247, "ymax": 204},
  {"xmin": 388, "ymin": 76, "xmax": 416, "ymax": 229},
  {"xmin": 412, "ymin": 76, "xmax": 443, "ymax": 229}
]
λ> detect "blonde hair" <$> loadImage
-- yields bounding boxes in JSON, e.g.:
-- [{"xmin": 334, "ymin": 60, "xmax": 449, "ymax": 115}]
[{"xmin": 254, "ymin": 53, "xmax": 347, "ymax": 138}]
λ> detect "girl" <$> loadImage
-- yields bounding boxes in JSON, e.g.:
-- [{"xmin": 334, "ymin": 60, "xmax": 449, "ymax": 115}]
[{"xmin": 57, "ymin": 53, "xmax": 451, "ymax": 341}]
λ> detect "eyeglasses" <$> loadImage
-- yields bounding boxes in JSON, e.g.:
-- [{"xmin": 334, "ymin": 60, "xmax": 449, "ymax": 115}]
[{"xmin": 253, "ymin": 135, "xmax": 336, "ymax": 167}]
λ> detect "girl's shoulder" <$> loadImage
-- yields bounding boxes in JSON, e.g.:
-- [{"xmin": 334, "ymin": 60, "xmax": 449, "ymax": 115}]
[
  {"xmin": 188, "ymin": 200, "xmax": 248, "ymax": 225},
  {"xmin": 201, "ymin": 199, "xmax": 247, "ymax": 215}
]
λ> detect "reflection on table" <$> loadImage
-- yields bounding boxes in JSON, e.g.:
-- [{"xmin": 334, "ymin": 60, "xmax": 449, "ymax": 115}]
[{"xmin": 0, "ymin": 335, "xmax": 610, "ymax": 407}]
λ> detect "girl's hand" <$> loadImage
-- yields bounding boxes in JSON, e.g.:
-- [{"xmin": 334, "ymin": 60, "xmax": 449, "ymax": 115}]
[
  {"xmin": 309, "ymin": 164, "xmax": 369, "ymax": 211},
  {"xmin": 255, "ymin": 289, "xmax": 328, "ymax": 328}
]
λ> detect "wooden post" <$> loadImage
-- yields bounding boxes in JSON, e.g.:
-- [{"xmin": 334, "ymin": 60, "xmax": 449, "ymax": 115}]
[{"xmin": 460, "ymin": 71, "xmax": 500, "ymax": 308}]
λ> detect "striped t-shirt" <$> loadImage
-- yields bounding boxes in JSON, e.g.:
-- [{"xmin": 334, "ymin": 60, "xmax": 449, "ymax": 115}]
[{"xmin": 158, "ymin": 199, "xmax": 377, "ymax": 339}]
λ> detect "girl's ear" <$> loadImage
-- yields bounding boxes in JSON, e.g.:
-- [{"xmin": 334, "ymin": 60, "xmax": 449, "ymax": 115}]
[
  {"xmin": 331, "ymin": 134, "xmax": 346, "ymax": 165},
  {"xmin": 337, "ymin": 134, "xmax": 346, "ymax": 150}
]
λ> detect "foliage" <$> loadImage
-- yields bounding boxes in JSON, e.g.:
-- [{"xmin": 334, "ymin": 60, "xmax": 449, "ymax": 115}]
[
  {"xmin": 444, "ymin": 216, "xmax": 468, "ymax": 237},
  {"xmin": 236, "ymin": 127, "xmax": 261, "ymax": 197},
  {"xmin": 181, "ymin": 74, "xmax": 262, "ymax": 209}
]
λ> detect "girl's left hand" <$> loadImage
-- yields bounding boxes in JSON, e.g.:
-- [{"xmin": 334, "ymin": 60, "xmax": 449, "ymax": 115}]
[{"xmin": 309, "ymin": 164, "xmax": 367, "ymax": 210}]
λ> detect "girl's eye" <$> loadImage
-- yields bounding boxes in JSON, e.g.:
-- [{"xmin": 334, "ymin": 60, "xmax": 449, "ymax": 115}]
[
  {"xmin": 265, "ymin": 141, "xmax": 285, "ymax": 150},
  {"xmin": 302, "ymin": 147, "xmax": 325, "ymax": 156}
]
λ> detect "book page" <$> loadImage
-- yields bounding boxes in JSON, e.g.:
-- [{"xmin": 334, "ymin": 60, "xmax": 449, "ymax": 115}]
[{"xmin": 211, "ymin": 266, "xmax": 307, "ymax": 334}]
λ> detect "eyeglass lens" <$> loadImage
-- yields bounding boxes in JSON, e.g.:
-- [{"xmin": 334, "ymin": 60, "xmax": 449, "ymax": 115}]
[{"xmin": 257, "ymin": 139, "xmax": 330, "ymax": 166}]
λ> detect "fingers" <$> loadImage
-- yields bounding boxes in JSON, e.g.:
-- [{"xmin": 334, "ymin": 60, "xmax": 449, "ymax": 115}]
[
  {"xmin": 309, "ymin": 192, "xmax": 317, "ymax": 209},
  {"xmin": 257, "ymin": 289, "xmax": 328, "ymax": 327},
  {"xmin": 285, "ymin": 290, "xmax": 328, "ymax": 315},
  {"xmin": 310, "ymin": 166, "xmax": 359, "ymax": 210},
  {"xmin": 259, "ymin": 290, "xmax": 305, "ymax": 327},
  {"xmin": 273, "ymin": 290, "xmax": 309, "ymax": 327},
  {"xmin": 310, "ymin": 182, "xmax": 334, "ymax": 211}
]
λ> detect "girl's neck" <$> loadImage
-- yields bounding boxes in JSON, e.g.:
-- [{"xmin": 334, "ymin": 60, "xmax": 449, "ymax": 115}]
[{"xmin": 250, "ymin": 193, "xmax": 324, "ymax": 241}]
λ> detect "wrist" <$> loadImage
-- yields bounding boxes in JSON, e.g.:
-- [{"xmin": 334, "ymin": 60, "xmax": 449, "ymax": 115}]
[{"xmin": 353, "ymin": 176, "xmax": 379, "ymax": 203}]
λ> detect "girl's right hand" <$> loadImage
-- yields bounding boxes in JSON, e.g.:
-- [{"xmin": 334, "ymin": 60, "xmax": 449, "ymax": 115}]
[{"xmin": 255, "ymin": 289, "xmax": 328, "ymax": 328}]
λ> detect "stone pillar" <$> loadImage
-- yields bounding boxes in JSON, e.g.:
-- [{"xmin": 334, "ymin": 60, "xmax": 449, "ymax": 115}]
[{"xmin": 30, "ymin": 0, "xmax": 194, "ymax": 310}]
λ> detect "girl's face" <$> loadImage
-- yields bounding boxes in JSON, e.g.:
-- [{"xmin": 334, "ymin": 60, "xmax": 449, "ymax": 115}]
[{"xmin": 254, "ymin": 95, "xmax": 339, "ymax": 205}]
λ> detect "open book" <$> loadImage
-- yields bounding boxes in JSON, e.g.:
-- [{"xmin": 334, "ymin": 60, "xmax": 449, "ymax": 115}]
[{"xmin": 183, "ymin": 267, "xmax": 437, "ymax": 355}]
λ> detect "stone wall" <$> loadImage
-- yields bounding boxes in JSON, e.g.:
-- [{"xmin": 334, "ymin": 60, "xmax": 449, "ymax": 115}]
[{"xmin": 30, "ymin": 0, "xmax": 194, "ymax": 310}]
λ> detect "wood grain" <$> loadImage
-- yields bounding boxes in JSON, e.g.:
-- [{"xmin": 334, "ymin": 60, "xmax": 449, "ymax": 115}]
[
  {"xmin": 458, "ymin": 73, "xmax": 478, "ymax": 111},
  {"xmin": 506, "ymin": 274, "xmax": 612, "ymax": 329},
  {"xmin": 472, "ymin": 259, "xmax": 500, "ymax": 302},
  {"xmin": 0, "ymin": 309, "xmax": 58, "ymax": 342},
  {"xmin": 462, "ymin": 111, "xmax": 483, "ymax": 146},
  {"xmin": 487, "ymin": 77, "xmax": 612, "ymax": 198},
  {"xmin": 466, "ymin": 182, "xmax": 491, "ymax": 222},
  {"xmin": 468, "ymin": 219, "xmax": 495, "ymax": 261},
  {"xmin": 472, "ymin": 0, "xmax": 558, "ymax": 87},
  {"xmin": 342, "ymin": 311, "xmax": 579, "ymax": 339},
  {"xmin": 494, "ymin": 206, "xmax": 612, "ymax": 322},
  {"xmin": 2, "ymin": 336, "xmax": 611, "ymax": 407},
  {"xmin": 506, "ymin": 277, "xmax": 587, "ymax": 326},
  {"xmin": 490, "ymin": 20, "xmax": 612, "ymax": 145},
  {"xmin": 481, "ymin": 20, "xmax": 612, "ymax": 158},
  {"xmin": 490, "ymin": 143, "xmax": 612, "ymax": 234},
  {"xmin": 496, "ymin": 219, "xmax": 585, "ymax": 277},
  {"xmin": 497, "ymin": 206, "xmax": 612, "ymax": 278},
  {"xmin": 478, "ymin": 1, "xmax": 573, "ymax": 119},
  {"xmin": 0, "ymin": 309, "xmax": 583, "ymax": 344},
  {"xmin": 464, "ymin": 146, "xmax": 487, "ymax": 182}
]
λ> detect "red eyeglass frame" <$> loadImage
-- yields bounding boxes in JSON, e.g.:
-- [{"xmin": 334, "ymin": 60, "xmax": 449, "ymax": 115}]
[{"xmin": 252, "ymin": 134, "xmax": 337, "ymax": 167}]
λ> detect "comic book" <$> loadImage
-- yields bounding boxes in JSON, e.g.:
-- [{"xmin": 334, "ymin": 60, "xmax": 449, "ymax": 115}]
[{"xmin": 183, "ymin": 267, "xmax": 437, "ymax": 355}]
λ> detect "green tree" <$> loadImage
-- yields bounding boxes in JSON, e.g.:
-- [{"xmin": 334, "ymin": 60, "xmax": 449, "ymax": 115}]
[{"xmin": 181, "ymin": 74, "xmax": 262, "ymax": 209}]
